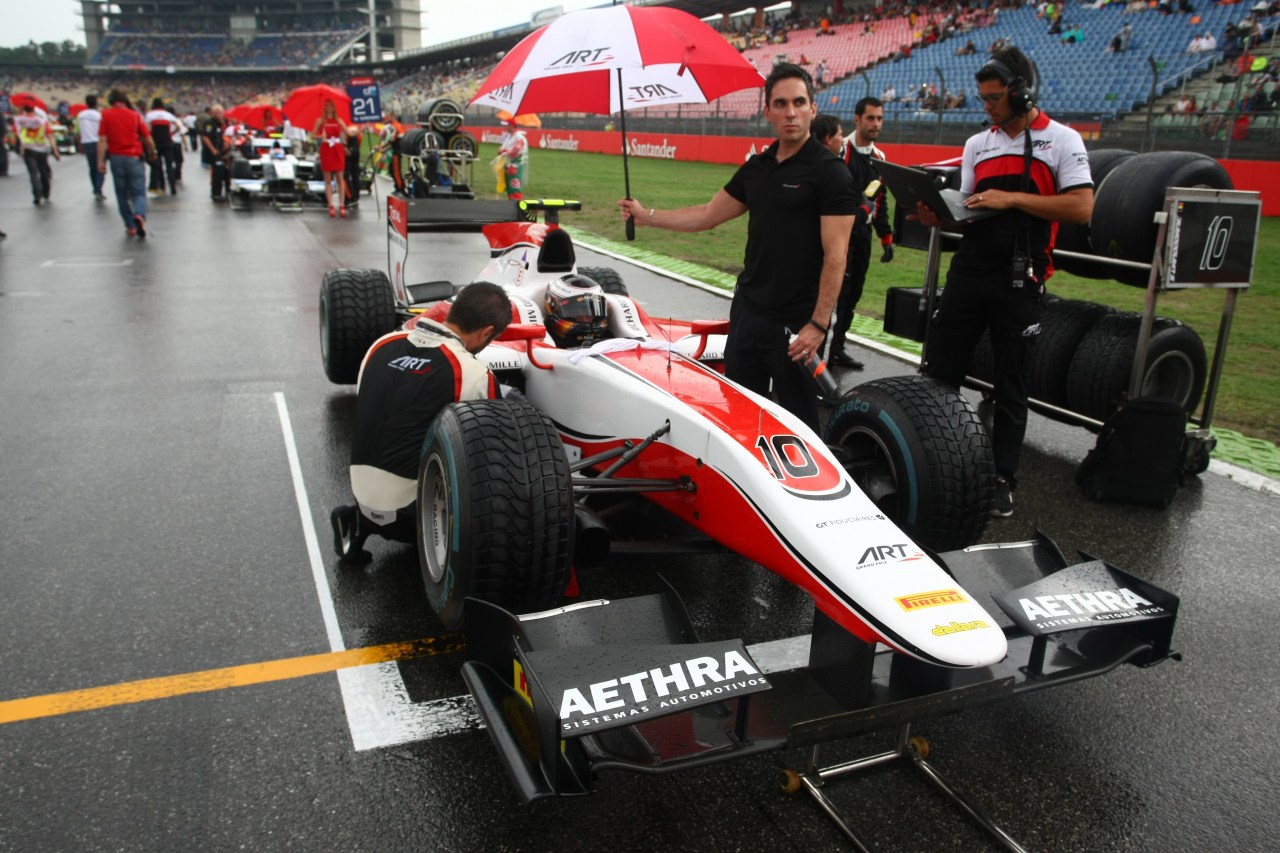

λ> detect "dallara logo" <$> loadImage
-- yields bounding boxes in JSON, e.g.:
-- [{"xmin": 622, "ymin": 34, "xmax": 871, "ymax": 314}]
[{"xmin": 896, "ymin": 589, "xmax": 966, "ymax": 611}]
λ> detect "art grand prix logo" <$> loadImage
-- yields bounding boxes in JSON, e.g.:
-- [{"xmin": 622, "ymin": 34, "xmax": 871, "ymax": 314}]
[
  {"xmin": 626, "ymin": 83, "xmax": 681, "ymax": 104},
  {"xmin": 388, "ymin": 355, "xmax": 432, "ymax": 374},
  {"xmin": 548, "ymin": 47, "xmax": 615, "ymax": 70},
  {"xmin": 858, "ymin": 543, "xmax": 926, "ymax": 569}
]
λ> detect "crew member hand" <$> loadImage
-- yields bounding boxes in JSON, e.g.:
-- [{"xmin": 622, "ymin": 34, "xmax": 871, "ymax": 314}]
[
  {"xmin": 965, "ymin": 188, "xmax": 1013, "ymax": 210},
  {"xmin": 787, "ymin": 324, "xmax": 825, "ymax": 364},
  {"xmin": 910, "ymin": 200, "xmax": 943, "ymax": 229},
  {"xmin": 880, "ymin": 242, "xmax": 894, "ymax": 263},
  {"xmin": 617, "ymin": 197, "xmax": 645, "ymax": 226}
]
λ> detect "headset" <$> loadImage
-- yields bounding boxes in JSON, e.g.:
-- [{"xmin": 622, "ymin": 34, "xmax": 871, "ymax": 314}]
[{"xmin": 982, "ymin": 57, "xmax": 1036, "ymax": 116}]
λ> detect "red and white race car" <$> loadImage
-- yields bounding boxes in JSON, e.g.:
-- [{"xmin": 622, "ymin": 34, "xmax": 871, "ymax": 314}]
[
  {"xmin": 321, "ymin": 193, "xmax": 1177, "ymax": 652},
  {"xmin": 318, "ymin": 195, "xmax": 1179, "ymax": 824}
]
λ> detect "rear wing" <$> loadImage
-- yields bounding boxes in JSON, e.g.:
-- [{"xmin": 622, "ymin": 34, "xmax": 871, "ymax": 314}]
[{"xmin": 387, "ymin": 196, "xmax": 582, "ymax": 305}]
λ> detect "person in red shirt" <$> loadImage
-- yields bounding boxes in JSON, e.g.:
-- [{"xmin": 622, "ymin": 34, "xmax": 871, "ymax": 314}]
[{"xmin": 96, "ymin": 90, "xmax": 157, "ymax": 238}]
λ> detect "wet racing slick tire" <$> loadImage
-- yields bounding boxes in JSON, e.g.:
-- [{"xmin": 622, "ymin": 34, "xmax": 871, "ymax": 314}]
[
  {"xmin": 320, "ymin": 268, "xmax": 397, "ymax": 384},
  {"xmin": 1052, "ymin": 148, "xmax": 1136, "ymax": 280},
  {"xmin": 1087, "ymin": 151, "xmax": 1232, "ymax": 286},
  {"xmin": 824, "ymin": 375, "xmax": 994, "ymax": 552},
  {"xmin": 417, "ymin": 400, "xmax": 573, "ymax": 630},
  {"xmin": 576, "ymin": 266, "xmax": 629, "ymax": 297}
]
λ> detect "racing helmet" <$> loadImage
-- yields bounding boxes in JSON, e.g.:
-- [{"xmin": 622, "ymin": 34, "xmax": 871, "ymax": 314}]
[{"xmin": 544, "ymin": 274, "xmax": 609, "ymax": 349}]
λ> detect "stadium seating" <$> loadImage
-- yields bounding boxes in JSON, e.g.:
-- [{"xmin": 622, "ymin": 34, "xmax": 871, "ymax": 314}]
[
  {"xmin": 831, "ymin": 4, "xmax": 1273, "ymax": 122},
  {"xmin": 88, "ymin": 22, "xmax": 363, "ymax": 69}
]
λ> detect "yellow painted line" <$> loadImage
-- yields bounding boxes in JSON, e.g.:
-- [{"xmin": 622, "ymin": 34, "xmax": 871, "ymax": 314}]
[{"xmin": 0, "ymin": 634, "xmax": 464, "ymax": 726}]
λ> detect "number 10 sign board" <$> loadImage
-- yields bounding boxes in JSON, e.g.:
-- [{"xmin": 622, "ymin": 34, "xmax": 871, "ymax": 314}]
[{"xmin": 1164, "ymin": 188, "xmax": 1260, "ymax": 290}]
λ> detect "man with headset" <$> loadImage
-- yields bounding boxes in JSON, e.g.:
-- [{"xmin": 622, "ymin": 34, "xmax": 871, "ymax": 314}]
[{"xmin": 913, "ymin": 46, "xmax": 1093, "ymax": 518}]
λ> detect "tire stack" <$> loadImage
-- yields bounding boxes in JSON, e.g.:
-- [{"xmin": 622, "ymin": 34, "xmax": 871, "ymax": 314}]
[
  {"xmin": 395, "ymin": 98, "xmax": 479, "ymax": 195},
  {"xmin": 961, "ymin": 151, "xmax": 1221, "ymax": 422}
]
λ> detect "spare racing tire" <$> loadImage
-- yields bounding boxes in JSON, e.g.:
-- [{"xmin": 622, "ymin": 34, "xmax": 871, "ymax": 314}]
[
  {"xmin": 417, "ymin": 399, "xmax": 573, "ymax": 629},
  {"xmin": 1065, "ymin": 313, "xmax": 1206, "ymax": 421},
  {"xmin": 1053, "ymin": 149, "xmax": 1136, "ymax": 279},
  {"xmin": 1026, "ymin": 297, "xmax": 1115, "ymax": 407},
  {"xmin": 320, "ymin": 268, "xmax": 397, "ymax": 384},
  {"xmin": 969, "ymin": 329, "xmax": 995, "ymax": 386},
  {"xmin": 230, "ymin": 158, "xmax": 254, "ymax": 180},
  {"xmin": 824, "ymin": 375, "xmax": 994, "ymax": 552},
  {"xmin": 418, "ymin": 98, "xmax": 465, "ymax": 135},
  {"xmin": 1088, "ymin": 151, "xmax": 1233, "ymax": 286},
  {"xmin": 576, "ymin": 266, "xmax": 629, "ymax": 297},
  {"xmin": 447, "ymin": 130, "xmax": 478, "ymax": 158}
]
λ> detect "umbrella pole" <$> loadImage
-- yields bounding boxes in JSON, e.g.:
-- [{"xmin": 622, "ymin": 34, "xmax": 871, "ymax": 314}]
[{"xmin": 617, "ymin": 68, "xmax": 635, "ymax": 242}]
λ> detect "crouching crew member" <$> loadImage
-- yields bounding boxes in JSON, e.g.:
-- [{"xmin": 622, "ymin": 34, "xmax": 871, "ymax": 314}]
[{"xmin": 330, "ymin": 282, "xmax": 512, "ymax": 561}]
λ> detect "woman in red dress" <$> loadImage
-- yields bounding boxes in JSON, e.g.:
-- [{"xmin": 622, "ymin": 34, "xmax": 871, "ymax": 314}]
[{"xmin": 312, "ymin": 99, "xmax": 349, "ymax": 217}]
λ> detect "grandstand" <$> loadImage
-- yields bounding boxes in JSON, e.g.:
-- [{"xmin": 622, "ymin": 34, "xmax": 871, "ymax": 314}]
[
  {"xmin": 81, "ymin": 0, "xmax": 422, "ymax": 70},
  {"xmin": 826, "ymin": 2, "xmax": 1273, "ymax": 123}
]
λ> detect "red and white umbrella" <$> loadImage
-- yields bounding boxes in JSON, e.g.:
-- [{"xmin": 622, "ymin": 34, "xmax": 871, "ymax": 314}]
[
  {"xmin": 470, "ymin": 5, "xmax": 762, "ymax": 238},
  {"xmin": 470, "ymin": 5, "xmax": 762, "ymax": 116}
]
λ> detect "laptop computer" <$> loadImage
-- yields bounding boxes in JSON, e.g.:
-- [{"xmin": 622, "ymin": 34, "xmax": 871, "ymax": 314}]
[{"xmin": 872, "ymin": 160, "xmax": 998, "ymax": 224}]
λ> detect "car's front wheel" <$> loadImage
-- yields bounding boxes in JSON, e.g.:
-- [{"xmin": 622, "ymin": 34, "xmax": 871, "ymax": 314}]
[
  {"xmin": 417, "ymin": 400, "xmax": 574, "ymax": 629},
  {"xmin": 824, "ymin": 375, "xmax": 994, "ymax": 551}
]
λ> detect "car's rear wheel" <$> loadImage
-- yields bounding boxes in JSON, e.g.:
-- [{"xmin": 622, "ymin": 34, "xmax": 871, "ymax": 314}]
[
  {"xmin": 824, "ymin": 375, "xmax": 994, "ymax": 551},
  {"xmin": 320, "ymin": 269, "xmax": 397, "ymax": 384},
  {"xmin": 418, "ymin": 400, "xmax": 574, "ymax": 629},
  {"xmin": 576, "ymin": 266, "xmax": 629, "ymax": 297}
]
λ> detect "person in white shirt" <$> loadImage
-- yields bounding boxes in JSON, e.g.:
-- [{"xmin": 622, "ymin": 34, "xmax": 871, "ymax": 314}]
[
  {"xmin": 78, "ymin": 94, "xmax": 106, "ymax": 200},
  {"xmin": 182, "ymin": 113, "xmax": 198, "ymax": 152},
  {"xmin": 14, "ymin": 102, "xmax": 61, "ymax": 205},
  {"xmin": 144, "ymin": 98, "xmax": 183, "ymax": 195}
]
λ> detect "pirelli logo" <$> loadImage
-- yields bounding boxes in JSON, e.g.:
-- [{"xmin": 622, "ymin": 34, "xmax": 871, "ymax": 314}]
[{"xmin": 896, "ymin": 589, "xmax": 966, "ymax": 611}]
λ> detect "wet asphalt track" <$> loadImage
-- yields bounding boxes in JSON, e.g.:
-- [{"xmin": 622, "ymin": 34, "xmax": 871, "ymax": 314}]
[{"xmin": 1, "ymin": 159, "xmax": 1278, "ymax": 852}]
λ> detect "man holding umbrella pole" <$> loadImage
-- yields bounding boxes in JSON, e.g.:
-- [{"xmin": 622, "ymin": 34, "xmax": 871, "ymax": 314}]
[{"xmin": 619, "ymin": 63, "xmax": 864, "ymax": 431}]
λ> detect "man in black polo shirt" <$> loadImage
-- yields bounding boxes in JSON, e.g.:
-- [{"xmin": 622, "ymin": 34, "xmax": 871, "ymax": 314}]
[{"xmin": 618, "ymin": 63, "xmax": 861, "ymax": 431}]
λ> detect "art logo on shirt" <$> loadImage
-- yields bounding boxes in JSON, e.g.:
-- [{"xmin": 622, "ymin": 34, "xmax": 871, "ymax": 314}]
[{"xmin": 388, "ymin": 355, "xmax": 432, "ymax": 374}]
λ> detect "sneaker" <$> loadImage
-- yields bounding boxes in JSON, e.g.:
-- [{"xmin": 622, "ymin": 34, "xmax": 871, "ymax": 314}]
[
  {"xmin": 330, "ymin": 505, "xmax": 371, "ymax": 562},
  {"xmin": 992, "ymin": 477, "xmax": 1014, "ymax": 518},
  {"xmin": 126, "ymin": 227, "xmax": 137, "ymax": 237},
  {"xmin": 134, "ymin": 214, "xmax": 146, "ymax": 239}
]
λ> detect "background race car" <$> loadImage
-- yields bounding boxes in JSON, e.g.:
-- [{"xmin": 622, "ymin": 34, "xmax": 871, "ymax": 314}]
[{"xmin": 229, "ymin": 137, "xmax": 333, "ymax": 211}]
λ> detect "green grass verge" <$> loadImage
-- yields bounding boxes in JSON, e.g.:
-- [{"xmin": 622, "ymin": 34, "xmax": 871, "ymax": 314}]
[{"xmin": 472, "ymin": 142, "xmax": 1280, "ymax": 474}]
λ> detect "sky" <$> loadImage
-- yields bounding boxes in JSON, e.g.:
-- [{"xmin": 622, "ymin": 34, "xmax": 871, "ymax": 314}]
[{"xmin": 2, "ymin": 2, "xmax": 608, "ymax": 49}]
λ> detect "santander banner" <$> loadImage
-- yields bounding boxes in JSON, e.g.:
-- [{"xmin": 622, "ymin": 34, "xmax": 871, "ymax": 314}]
[{"xmin": 465, "ymin": 125, "xmax": 1276, "ymax": 214}]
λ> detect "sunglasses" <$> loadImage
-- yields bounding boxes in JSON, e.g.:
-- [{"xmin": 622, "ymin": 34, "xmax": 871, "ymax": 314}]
[{"xmin": 979, "ymin": 91, "xmax": 1008, "ymax": 105}]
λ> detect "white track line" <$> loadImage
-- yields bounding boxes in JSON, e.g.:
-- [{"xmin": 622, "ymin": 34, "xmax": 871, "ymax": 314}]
[{"xmin": 277, "ymin": 391, "xmax": 482, "ymax": 749}]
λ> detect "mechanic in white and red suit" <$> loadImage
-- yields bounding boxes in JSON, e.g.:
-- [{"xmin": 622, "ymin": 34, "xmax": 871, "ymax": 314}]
[{"xmin": 329, "ymin": 282, "xmax": 512, "ymax": 562}]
